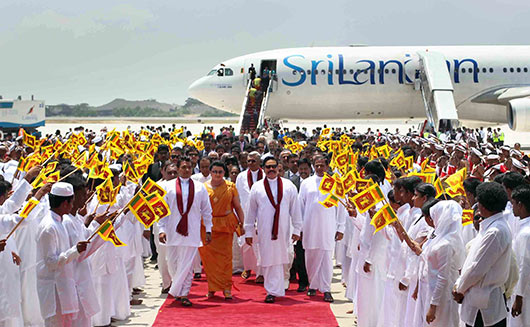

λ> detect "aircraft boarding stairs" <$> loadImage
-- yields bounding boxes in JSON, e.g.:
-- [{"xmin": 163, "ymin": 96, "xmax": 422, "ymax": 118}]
[
  {"xmin": 237, "ymin": 79, "xmax": 273, "ymax": 134},
  {"xmin": 416, "ymin": 51, "xmax": 460, "ymax": 132}
]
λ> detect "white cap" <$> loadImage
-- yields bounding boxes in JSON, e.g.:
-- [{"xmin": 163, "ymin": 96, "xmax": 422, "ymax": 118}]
[
  {"xmin": 109, "ymin": 163, "xmax": 122, "ymax": 171},
  {"xmin": 500, "ymin": 145, "xmax": 510, "ymax": 151},
  {"xmin": 512, "ymin": 158, "xmax": 525, "ymax": 170},
  {"xmin": 93, "ymin": 136, "xmax": 103, "ymax": 144},
  {"xmin": 486, "ymin": 154, "xmax": 500, "ymax": 160},
  {"xmin": 51, "ymin": 182, "xmax": 74, "ymax": 197},
  {"xmin": 471, "ymin": 147, "xmax": 482, "ymax": 157}
]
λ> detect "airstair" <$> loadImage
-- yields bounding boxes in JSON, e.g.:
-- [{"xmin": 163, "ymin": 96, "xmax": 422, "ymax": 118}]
[
  {"xmin": 237, "ymin": 78, "xmax": 273, "ymax": 134},
  {"xmin": 416, "ymin": 51, "xmax": 460, "ymax": 132}
]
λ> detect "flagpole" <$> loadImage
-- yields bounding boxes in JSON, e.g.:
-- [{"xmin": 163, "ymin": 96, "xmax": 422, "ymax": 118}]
[{"xmin": 5, "ymin": 218, "xmax": 25, "ymax": 240}]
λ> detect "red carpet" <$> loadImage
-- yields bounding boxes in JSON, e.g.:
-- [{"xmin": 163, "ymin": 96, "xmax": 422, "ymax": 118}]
[{"xmin": 152, "ymin": 274, "xmax": 339, "ymax": 327}]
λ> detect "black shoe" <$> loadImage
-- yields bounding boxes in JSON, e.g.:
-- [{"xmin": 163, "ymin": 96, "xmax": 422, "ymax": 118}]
[
  {"xmin": 161, "ymin": 287, "xmax": 170, "ymax": 294},
  {"xmin": 180, "ymin": 297, "xmax": 193, "ymax": 307},
  {"xmin": 296, "ymin": 285, "xmax": 307, "ymax": 293},
  {"xmin": 307, "ymin": 289, "xmax": 317, "ymax": 296},
  {"xmin": 264, "ymin": 294, "xmax": 275, "ymax": 303},
  {"xmin": 323, "ymin": 292, "xmax": 334, "ymax": 303},
  {"xmin": 194, "ymin": 273, "xmax": 201, "ymax": 280}
]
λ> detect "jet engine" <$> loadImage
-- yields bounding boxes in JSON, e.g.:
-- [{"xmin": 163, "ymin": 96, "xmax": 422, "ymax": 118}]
[{"xmin": 507, "ymin": 98, "xmax": 530, "ymax": 131}]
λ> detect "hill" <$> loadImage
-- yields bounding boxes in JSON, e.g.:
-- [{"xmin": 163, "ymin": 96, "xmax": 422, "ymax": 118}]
[{"xmin": 45, "ymin": 98, "xmax": 236, "ymax": 117}]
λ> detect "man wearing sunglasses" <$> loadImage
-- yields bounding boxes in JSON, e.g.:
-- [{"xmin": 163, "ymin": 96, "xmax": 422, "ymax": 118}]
[{"xmin": 245, "ymin": 156, "xmax": 302, "ymax": 303}]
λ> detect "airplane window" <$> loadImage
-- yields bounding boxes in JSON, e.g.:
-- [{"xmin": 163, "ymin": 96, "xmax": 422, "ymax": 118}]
[
  {"xmin": 517, "ymin": 68, "xmax": 521, "ymax": 73},
  {"xmin": 384, "ymin": 69, "xmax": 389, "ymax": 74},
  {"xmin": 321, "ymin": 69, "xmax": 326, "ymax": 75},
  {"xmin": 313, "ymin": 70, "xmax": 318, "ymax": 75},
  {"xmin": 328, "ymin": 70, "xmax": 332, "ymax": 75},
  {"xmin": 349, "ymin": 69, "xmax": 354, "ymax": 74},
  {"xmin": 468, "ymin": 68, "xmax": 473, "ymax": 73},
  {"xmin": 525, "ymin": 68, "xmax": 528, "ymax": 73},
  {"xmin": 335, "ymin": 69, "xmax": 339, "ymax": 74},
  {"xmin": 307, "ymin": 70, "xmax": 311, "ymax": 75},
  {"xmin": 207, "ymin": 69, "xmax": 217, "ymax": 76},
  {"xmin": 377, "ymin": 69, "xmax": 381, "ymax": 74},
  {"xmin": 503, "ymin": 68, "xmax": 507, "ymax": 73},
  {"xmin": 343, "ymin": 69, "xmax": 347, "ymax": 74},
  {"xmin": 292, "ymin": 70, "xmax": 297, "ymax": 75},
  {"xmin": 490, "ymin": 68, "xmax": 494, "ymax": 73},
  {"xmin": 510, "ymin": 68, "xmax": 514, "ymax": 73},
  {"xmin": 482, "ymin": 68, "xmax": 486, "ymax": 73},
  {"xmin": 217, "ymin": 68, "xmax": 224, "ymax": 76},
  {"xmin": 461, "ymin": 68, "xmax": 466, "ymax": 73},
  {"xmin": 391, "ymin": 69, "xmax": 396, "ymax": 74},
  {"xmin": 225, "ymin": 68, "xmax": 233, "ymax": 76}
]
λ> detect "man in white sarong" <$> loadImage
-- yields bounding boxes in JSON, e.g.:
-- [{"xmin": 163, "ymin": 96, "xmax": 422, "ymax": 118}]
[
  {"xmin": 235, "ymin": 151, "xmax": 264, "ymax": 281},
  {"xmin": 158, "ymin": 156, "xmax": 213, "ymax": 306},
  {"xmin": 299, "ymin": 155, "xmax": 345, "ymax": 302},
  {"xmin": 35, "ymin": 182, "xmax": 90, "ymax": 326},
  {"xmin": 245, "ymin": 156, "xmax": 302, "ymax": 303}
]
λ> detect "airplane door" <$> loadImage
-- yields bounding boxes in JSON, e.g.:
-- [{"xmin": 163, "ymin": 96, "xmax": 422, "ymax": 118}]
[
  {"xmin": 404, "ymin": 54, "xmax": 419, "ymax": 85},
  {"xmin": 260, "ymin": 59, "xmax": 277, "ymax": 92}
]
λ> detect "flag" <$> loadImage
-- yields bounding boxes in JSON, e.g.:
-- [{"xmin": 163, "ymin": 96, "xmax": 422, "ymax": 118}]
[
  {"xmin": 318, "ymin": 173, "xmax": 336, "ymax": 194},
  {"xmin": 123, "ymin": 161, "xmax": 140, "ymax": 183},
  {"xmin": 446, "ymin": 185, "xmax": 466, "ymax": 198},
  {"xmin": 390, "ymin": 150, "xmax": 405, "ymax": 169},
  {"xmin": 462, "ymin": 210, "xmax": 474, "ymax": 226},
  {"xmin": 97, "ymin": 220, "xmax": 126, "ymax": 247},
  {"xmin": 31, "ymin": 171, "xmax": 47, "ymax": 188},
  {"xmin": 370, "ymin": 203, "xmax": 398, "ymax": 233},
  {"xmin": 16, "ymin": 157, "xmax": 27, "ymax": 172},
  {"xmin": 332, "ymin": 176, "xmax": 346, "ymax": 198},
  {"xmin": 408, "ymin": 172, "xmax": 436, "ymax": 184},
  {"xmin": 404, "ymin": 156, "xmax": 414, "ymax": 171},
  {"xmin": 45, "ymin": 171, "xmax": 61, "ymax": 184},
  {"xmin": 420, "ymin": 158, "xmax": 430, "ymax": 172},
  {"xmin": 351, "ymin": 183, "xmax": 385, "ymax": 213},
  {"xmin": 334, "ymin": 151, "xmax": 349, "ymax": 169},
  {"xmin": 376, "ymin": 144, "xmax": 391, "ymax": 158},
  {"xmin": 141, "ymin": 177, "xmax": 167, "ymax": 197},
  {"xmin": 319, "ymin": 194, "xmax": 339, "ymax": 208},
  {"xmin": 96, "ymin": 177, "xmax": 114, "ymax": 204},
  {"xmin": 321, "ymin": 128, "xmax": 331, "ymax": 137},
  {"xmin": 445, "ymin": 167, "xmax": 467, "ymax": 190},
  {"xmin": 43, "ymin": 162, "xmax": 57, "ymax": 175},
  {"xmin": 128, "ymin": 192, "xmax": 158, "ymax": 228},
  {"xmin": 355, "ymin": 178, "xmax": 372, "ymax": 193},
  {"xmin": 434, "ymin": 178, "xmax": 445, "ymax": 197},
  {"xmin": 145, "ymin": 192, "xmax": 171, "ymax": 220},
  {"xmin": 342, "ymin": 171, "xmax": 356, "ymax": 194},
  {"xmin": 23, "ymin": 130, "xmax": 36, "ymax": 148},
  {"xmin": 20, "ymin": 198, "xmax": 39, "ymax": 218}
]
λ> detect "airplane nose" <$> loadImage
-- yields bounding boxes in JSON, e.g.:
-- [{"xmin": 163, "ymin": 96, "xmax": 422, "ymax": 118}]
[{"xmin": 188, "ymin": 77, "xmax": 206, "ymax": 101}]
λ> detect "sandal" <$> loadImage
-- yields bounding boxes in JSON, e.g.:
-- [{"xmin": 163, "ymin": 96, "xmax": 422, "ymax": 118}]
[
  {"xmin": 180, "ymin": 297, "xmax": 192, "ymax": 307},
  {"xmin": 241, "ymin": 270, "xmax": 250, "ymax": 280},
  {"xmin": 223, "ymin": 290, "xmax": 233, "ymax": 300},
  {"xmin": 206, "ymin": 291, "xmax": 215, "ymax": 299}
]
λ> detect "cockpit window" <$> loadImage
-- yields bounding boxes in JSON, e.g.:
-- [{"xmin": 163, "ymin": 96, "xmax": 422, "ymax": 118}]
[
  {"xmin": 207, "ymin": 69, "xmax": 217, "ymax": 76},
  {"xmin": 217, "ymin": 68, "xmax": 224, "ymax": 76},
  {"xmin": 225, "ymin": 68, "xmax": 233, "ymax": 76}
]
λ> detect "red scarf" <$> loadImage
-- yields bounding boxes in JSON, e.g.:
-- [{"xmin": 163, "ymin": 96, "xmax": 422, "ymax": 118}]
[
  {"xmin": 263, "ymin": 177, "xmax": 283, "ymax": 240},
  {"xmin": 175, "ymin": 177, "xmax": 195, "ymax": 236},
  {"xmin": 247, "ymin": 168, "xmax": 263, "ymax": 189}
]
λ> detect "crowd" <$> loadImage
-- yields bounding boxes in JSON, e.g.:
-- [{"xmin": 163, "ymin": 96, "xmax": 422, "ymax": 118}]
[{"xmin": 0, "ymin": 122, "xmax": 528, "ymax": 327}]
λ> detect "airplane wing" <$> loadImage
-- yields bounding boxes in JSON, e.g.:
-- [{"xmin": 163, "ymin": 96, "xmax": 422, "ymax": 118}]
[{"xmin": 471, "ymin": 85, "xmax": 530, "ymax": 105}]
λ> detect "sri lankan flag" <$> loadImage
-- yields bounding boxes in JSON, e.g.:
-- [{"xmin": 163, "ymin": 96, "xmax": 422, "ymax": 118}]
[
  {"xmin": 351, "ymin": 183, "xmax": 385, "ymax": 213},
  {"xmin": 97, "ymin": 220, "xmax": 126, "ymax": 247},
  {"xmin": 370, "ymin": 203, "xmax": 398, "ymax": 233},
  {"xmin": 128, "ymin": 192, "xmax": 158, "ymax": 228},
  {"xmin": 445, "ymin": 167, "xmax": 467, "ymax": 190},
  {"xmin": 390, "ymin": 150, "xmax": 405, "ymax": 169},
  {"xmin": 462, "ymin": 209, "xmax": 474, "ymax": 226},
  {"xmin": 142, "ymin": 177, "xmax": 166, "ymax": 197},
  {"xmin": 319, "ymin": 194, "xmax": 339, "ymax": 208},
  {"xmin": 434, "ymin": 178, "xmax": 445, "ymax": 197},
  {"xmin": 20, "ymin": 198, "xmax": 39, "ymax": 218},
  {"xmin": 404, "ymin": 156, "xmax": 414, "ymax": 171},
  {"xmin": 420, "ymin": 158, "xmax": 430, "ymax": 172},
  {"xmin": 16, "ymin": 157, "xmax": 27, "ymax": 172},
  {"xmin": 376, "ymin": 144, "xmax": 391, "ymax": 159},
  {"xmin": 355, "ymin": 178, "xmax": 373, "ymax": 193},
  {"xmin": 318, "ymin": 173, "xmax": 336, "ymax": 195},
  {"xmin": 145, "ymin": 192, "xmax": 171, "ymax": 220},
  {"xmin": 23, "ymin": 130, "xmax": 36, "ymax": 148},
  {"xmin": 408, "ymin": 172, "xmax": 436, "ymax": 184},
  {"xmin": 31, "ymin": 171, "xmax": 47, "ymax": 188},
  {"xmin": 124, "ymin": 161, "xmax": 140, "ymax": 184},
  {"xmin": 332, "ymin": 175, "xmax": 346, "ymax": 198},
  {"xmin": 43, "ymin": 162, "xmax": 57, "ymax": 175},
  {"xmin": 96, "ymin": 178, "xmax": 114, "ymax": 204},
  {"xmin": 334, "ymin": 151, "xmax": 349, "ymax": 169},
  {"xmin": 342, "ymin": 171, "xmax": 356, "ymax": 194}
]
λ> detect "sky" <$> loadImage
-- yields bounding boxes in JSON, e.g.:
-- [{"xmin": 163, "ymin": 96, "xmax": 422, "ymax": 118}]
[{"xmin": 1, "ymin": 0, "xmax": 529, "ymax": 106}]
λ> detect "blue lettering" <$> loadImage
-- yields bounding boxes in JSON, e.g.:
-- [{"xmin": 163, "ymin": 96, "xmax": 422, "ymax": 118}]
[
  {"xmin": 356, "ymin": 60, "xmax": 376, "ymax": 84},
  {"xmin": 311, "ymin": 60, "xmax": 325, "ymax": 85},
  {"xmin": 454, "ymin": 58, "xmax": 479, "ymax": 83},
  {"xmin": 282, "ymin": 55, "xmax": 306, "ymax": 87},
  {"xmin": 327, "ymin": 54, "xmax": 333, "ymax": 85},
  {"xmin": 338, "ymin": 55, "xmax": 363, "ymax": 85},
  {"xmin": 379, "ymin": 60, "xmax": 404, "ymax": 84}
]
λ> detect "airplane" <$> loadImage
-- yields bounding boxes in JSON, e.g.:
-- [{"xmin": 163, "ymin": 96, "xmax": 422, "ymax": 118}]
[{"xmin": 187, "ymin": 46, "xmax": 530, "ymax": 132}]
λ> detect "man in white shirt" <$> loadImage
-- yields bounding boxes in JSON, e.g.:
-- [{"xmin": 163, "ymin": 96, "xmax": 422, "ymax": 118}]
[
  {"xmin": 191, "ymin": 157, "xmax": 211, "ymax": 184},
  {"xmin": 453, "ymin": 182, "xmax": 512, "ymax": 327},
  {"xmin": 35, "ymin": 182, "xmax": 90, "ymax": 326},
  {"xmin": 235, "ymin": 151, "xmax": 264, "ymax": 281},
  {"xmin": 158, "ymin": 156, "xmax": 213, "ymax": 306},
  {"xmin": 299, "ymin": 155, "xmax": 345, "ymax": 302},
  {"xmin": 509, "ymin": 185, "xmax": 530, "ymax": 327},
  {"xmin": 245, "ymin": 156, "xmax": 303, "ymax": 303}
]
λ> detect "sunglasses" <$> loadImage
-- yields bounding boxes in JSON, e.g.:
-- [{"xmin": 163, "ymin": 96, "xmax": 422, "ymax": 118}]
[
  {"xmin": 247, "ymin": 159, "xmax": 257, "ymax": 163},
  {"xmin": 265, "ymin": 165, "xmax": 277, "ymax": 169}
]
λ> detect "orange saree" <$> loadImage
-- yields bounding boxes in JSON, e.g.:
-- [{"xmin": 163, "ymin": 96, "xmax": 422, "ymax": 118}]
[{"xmin": 199, "ymin": 181, "xmax": 240, "ymax": 292}]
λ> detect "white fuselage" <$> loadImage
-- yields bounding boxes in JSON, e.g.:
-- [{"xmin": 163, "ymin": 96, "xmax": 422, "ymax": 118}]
[{"xmin": 188, "ymin": 46, "xmax": 530, "ymax": 124}]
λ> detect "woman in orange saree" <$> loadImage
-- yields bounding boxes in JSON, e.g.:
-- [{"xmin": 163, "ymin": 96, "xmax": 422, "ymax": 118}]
[{"xmin": 199, "ymin": 161, "xmax": 245, "ymax": 299}]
